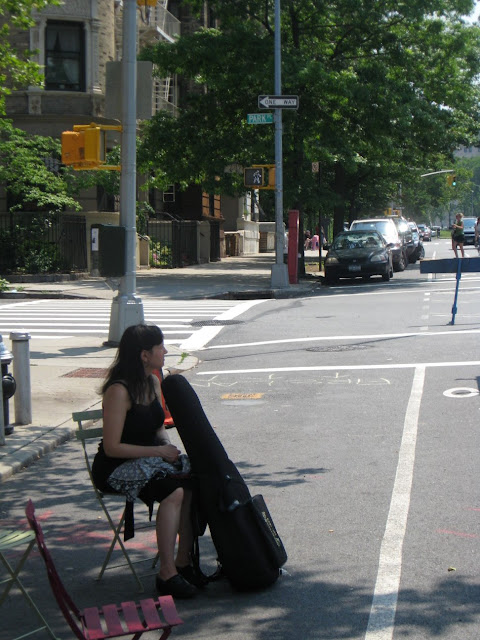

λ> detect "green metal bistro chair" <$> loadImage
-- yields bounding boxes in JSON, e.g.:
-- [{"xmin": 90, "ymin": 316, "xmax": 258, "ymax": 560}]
[
  {"xmin": 0, "ymin": 527, "xmax": 60, "ymax": 640},
  {"xmin": 73, "ymin": 409, "xmax": 159, "ymax": 592}
]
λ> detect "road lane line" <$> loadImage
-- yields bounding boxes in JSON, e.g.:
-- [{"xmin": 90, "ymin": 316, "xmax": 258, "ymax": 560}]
[
  {"xmin": 200, "ymin": 328, "xmax": 480, "ymax": 351},
  {"xmin": 365, "ymin": 365, "xmax": 425, "ymax": 640},
  {"xmin": 196, "ymin": 360, "xmax": 480, "ymax": 375}
]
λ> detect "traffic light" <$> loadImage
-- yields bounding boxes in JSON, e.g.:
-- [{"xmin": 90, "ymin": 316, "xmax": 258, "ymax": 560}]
[
  {"xmin": 244, "ymin": 167, "xmax": 265, "ymax": 188},
  {"xmin": 452, "ymin": 174, "xmax": 456, "ymax": 186},
  {"xmin": 446, "ymin": 173, "xmax": 456, "ymax": 186},
  {"xmin": 62, "ymin": 126, "xmax": 101, "ymax": 169},
  {"xmin": 61, "ymin": 131, "xmax": 84, "ymax": 166},
  {"xmin": 267, "ymin": 167, "xmax": 275, "ymax": 188},
  {"xmin": 61, "ymin": 123, "xmax": 122, "ymax": 171}
]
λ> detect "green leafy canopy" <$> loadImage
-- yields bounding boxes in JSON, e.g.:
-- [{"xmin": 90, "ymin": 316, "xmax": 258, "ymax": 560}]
[{"xmin": 138, "ymin": 0, "xmax": 480, "ymax": 230}]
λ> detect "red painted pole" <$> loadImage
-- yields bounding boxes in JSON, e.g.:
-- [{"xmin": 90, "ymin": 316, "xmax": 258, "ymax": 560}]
[{"xmin": 288, "ymin": 210, "xmax": 299, "ymax": 284}]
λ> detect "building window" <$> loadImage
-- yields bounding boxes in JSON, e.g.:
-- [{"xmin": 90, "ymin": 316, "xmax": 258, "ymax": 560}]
[{"xmin": 45, "ymin": 21, "xmax": 85, "ymax": 91}]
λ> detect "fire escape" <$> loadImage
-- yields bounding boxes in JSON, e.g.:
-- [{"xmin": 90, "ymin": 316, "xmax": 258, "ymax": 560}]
[{"xmin": 138, "ymin": 0, "xmax": 180, "ymax": 116}]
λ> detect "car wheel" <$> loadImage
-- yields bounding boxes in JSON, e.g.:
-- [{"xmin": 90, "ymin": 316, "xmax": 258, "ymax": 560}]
[
  {"xmin": 324, "ymin": 272, "xmax": 337, "ymax": 285},
  {"xmin": 382, "ymin": 269, "xmax": 391, "ymax": 281},
  {"xmin": 393, "ymin": 252, "xmax": 406, "ymax": 272}
]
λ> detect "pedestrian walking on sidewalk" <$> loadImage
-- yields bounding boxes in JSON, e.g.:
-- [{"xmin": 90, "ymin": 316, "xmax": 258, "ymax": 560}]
[
  {"xmin": 92, "ymin": 324, "xmax": 205, "ymax": 598},
  {"xmin": 451, "ymin": 212, "xmax": 465, "ymax": 258}
]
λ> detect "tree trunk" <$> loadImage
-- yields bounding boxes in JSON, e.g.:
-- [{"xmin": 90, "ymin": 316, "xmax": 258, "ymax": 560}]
[{"xmin": 333, "ymin": 163, "xmax": 346, "ymax": 237}]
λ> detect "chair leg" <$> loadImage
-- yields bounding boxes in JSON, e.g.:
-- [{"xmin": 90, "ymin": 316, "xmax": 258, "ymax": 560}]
[
  {"xmin": 0, "ymin": 542, "xmax": 61, "ymax": 640},
  {"xmin": 96, "ymin": 508, "xmax": 144, "ymax": 592}
]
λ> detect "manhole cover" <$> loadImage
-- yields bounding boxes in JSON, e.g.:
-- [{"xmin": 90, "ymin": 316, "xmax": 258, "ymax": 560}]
[
  {"xmin": 63, "ymin": 368, "xmax": 108, "ymax": 378},
  {"xmin": 190, "ymin": 320, "xmax": 244, "ymax": 327},
  {"xmin": 306, "ymin": 344, "xmax": 372, "ymax": 353}
]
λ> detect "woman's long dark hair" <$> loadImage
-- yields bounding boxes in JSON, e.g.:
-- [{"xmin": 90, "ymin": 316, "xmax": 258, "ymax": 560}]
[{"xmin": 101, "ymin": 324, "xmax": 164, "ymax": 402}]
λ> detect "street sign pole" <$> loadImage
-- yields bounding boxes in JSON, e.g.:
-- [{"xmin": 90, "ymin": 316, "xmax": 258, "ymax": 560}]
[
  {"xmin": 108, "ymin": 0, "xmax": 144, "ymax": 344},
  {"xmin": 271, "ymin": 0, "xmax": 289, "ymax": 289}
]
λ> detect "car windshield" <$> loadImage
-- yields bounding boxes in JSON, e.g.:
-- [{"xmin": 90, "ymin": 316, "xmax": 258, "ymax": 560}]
[
  {"xmin": 463, "ymin": 218, "xmax": 476, "ymax": 229},
  {"xmin": 332, "ymin": 232, "xmax": 383, "ymax": 250},
  {"xmin": 351, "ymin": 221, "xmax": 397, "ymax": 243}
]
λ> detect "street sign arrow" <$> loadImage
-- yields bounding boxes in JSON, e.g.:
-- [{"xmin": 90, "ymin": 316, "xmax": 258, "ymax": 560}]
[{"xmin": 258, "ymin": 95, "xmax": 299, "ymax": 109}]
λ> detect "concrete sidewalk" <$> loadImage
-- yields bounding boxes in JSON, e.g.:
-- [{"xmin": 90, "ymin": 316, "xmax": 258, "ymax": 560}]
[
  {"xmin": 0, "ymin": 343, "xmax": 198, "ymax": 483},
  {"xmin": 0, "ymin": 254, "xmax": 320, "ymax": 482},
  {"xmin": 3, "ymin": 253, "xmax": 322, "ymax": 300}
]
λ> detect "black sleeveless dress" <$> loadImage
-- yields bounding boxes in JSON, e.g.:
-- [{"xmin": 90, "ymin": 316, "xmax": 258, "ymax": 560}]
[{"xmin": 92, "ymin": 386, "xmax": 190, "ymax": 539}]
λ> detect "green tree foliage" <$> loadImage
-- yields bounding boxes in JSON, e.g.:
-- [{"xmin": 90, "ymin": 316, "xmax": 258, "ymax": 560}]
[
  {"xmin": 0, "ymin": 120, "xmax": 82, "ymax": 274},
  {"xmin": 0, "ymin": 0, "xmax": 59, "ymax": 114},
  {"xmin": 139, "ymin": 0, "xmax": 480, "ymax": 238},
  {"xmin": 0, "ymin": 120, "xmax": 80, "ymax": 214}
]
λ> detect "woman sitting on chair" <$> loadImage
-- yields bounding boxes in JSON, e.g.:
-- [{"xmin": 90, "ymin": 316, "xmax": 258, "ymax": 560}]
[{"xmin": 92, "ymin": 324, "xmax": 204, "ymax": 598}]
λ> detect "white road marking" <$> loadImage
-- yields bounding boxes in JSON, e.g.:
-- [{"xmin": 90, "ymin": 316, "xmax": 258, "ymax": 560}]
[
  {"xmin": 179, "ymin": 300, "xmax": 267, "ymax": 350},
  {"xmin": 443, "ymin": 387, "xmax": 479, "ymax": 398},
  {"xmin": 364, "ymin": 366, "xmax": 424, "ymax": 639},
  {"xmin": 196, "ymin": 360, "xmax": 480, "ymax": 375},
  {"xmin": 200, "ymin": 328, "xmax": 480, "ymax": 351}
]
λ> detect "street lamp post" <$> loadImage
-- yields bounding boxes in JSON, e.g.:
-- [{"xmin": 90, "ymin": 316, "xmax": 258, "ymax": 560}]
[
  {"xmin": 270, "ymin": 0, "xmax": 289, "ymax": 289},
  {"xmin": 470, "ymin": 183, "xmax": 480, "ymax": 218},
  {"xmin": 107, "ymin": 0, "xmax": 144, "ymax": 344}
]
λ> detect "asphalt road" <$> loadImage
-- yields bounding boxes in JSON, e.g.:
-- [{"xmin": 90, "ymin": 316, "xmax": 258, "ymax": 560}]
[{"xmin": 2, "ymin": 238, "xmax": 480, "ymax": 640}]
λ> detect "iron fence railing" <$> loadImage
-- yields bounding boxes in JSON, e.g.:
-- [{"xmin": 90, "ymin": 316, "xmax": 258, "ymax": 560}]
[
  {"xmin": 147, "ymin": 219, "xmax": 198, "ymax": 268},
  {"xmin": 0, "ymin": 212, "xmax": 87, "ymax": 274}
]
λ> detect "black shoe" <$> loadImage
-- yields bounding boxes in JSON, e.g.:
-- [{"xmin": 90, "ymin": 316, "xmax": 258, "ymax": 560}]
[
  {"xmin": 176, "ymin": 564, "xmax": 209, "ymax": 589},
  {"xmin": 155, "ymin": 574, "xmax": 197, "ymax": 599}
]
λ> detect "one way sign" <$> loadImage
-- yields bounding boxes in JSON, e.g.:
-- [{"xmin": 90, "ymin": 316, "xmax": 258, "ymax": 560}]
[{"xmin": 258, "ymin": 95, "xmax": 299, "ymax": 109}]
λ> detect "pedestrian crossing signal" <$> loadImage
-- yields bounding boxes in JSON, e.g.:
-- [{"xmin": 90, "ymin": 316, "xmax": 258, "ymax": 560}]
[
  {"xmin": 243, "ymin": 165, "xmax": 275, "ymax": 189},
  {"xmin": 244, "ymin": 167, "xmax": 265, "ymax": 188},
  {"xmin": 61, "ymin": 123, "xmax": 122, "ymax": 171},
  {"xmin": 268, "ymin": 167, "xmax": 275, "ymax": 188},
  {"xmin": 62, "ymin": 127, "xmax": 101, "ymax": 168}
]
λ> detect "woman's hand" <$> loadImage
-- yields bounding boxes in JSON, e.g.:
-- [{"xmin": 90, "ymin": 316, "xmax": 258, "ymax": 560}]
[{"xmin": 158, "ymin": 443, "xmax": 181, "ymax": 463}]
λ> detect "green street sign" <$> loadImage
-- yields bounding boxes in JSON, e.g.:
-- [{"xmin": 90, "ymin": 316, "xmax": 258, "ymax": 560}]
[{"xmin": 247, "ymin": 113, "xmax": 274, "ymax": 125}]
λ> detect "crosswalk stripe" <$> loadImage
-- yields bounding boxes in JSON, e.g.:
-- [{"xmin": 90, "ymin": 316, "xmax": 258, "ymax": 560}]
[{"xmin": 0, "ymin": 298, "xmax": 251, "ymax": 344}]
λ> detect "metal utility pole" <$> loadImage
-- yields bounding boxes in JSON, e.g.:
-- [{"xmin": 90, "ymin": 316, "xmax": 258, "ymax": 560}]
[
  {"xmin": 108, "ymin": 0, "xmax": 144, "ymax": 344},
  {"xmin": 270, "ymin": 0, "xmax": 289, "ymax": 289}
]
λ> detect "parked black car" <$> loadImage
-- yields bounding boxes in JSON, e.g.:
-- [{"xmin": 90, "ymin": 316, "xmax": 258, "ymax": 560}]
[
  {"xmin": 407, "ymin": 221, "xmax": 424, "ymax": 263},
  {"xmin": 324, "ymin": 230, "xmax": 393, "ymax": 284}
]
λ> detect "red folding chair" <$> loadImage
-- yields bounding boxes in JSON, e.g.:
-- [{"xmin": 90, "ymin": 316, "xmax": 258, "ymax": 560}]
[{"xmin": 25, "ymin": 500, "xmax": 184, "ymax": 640}]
